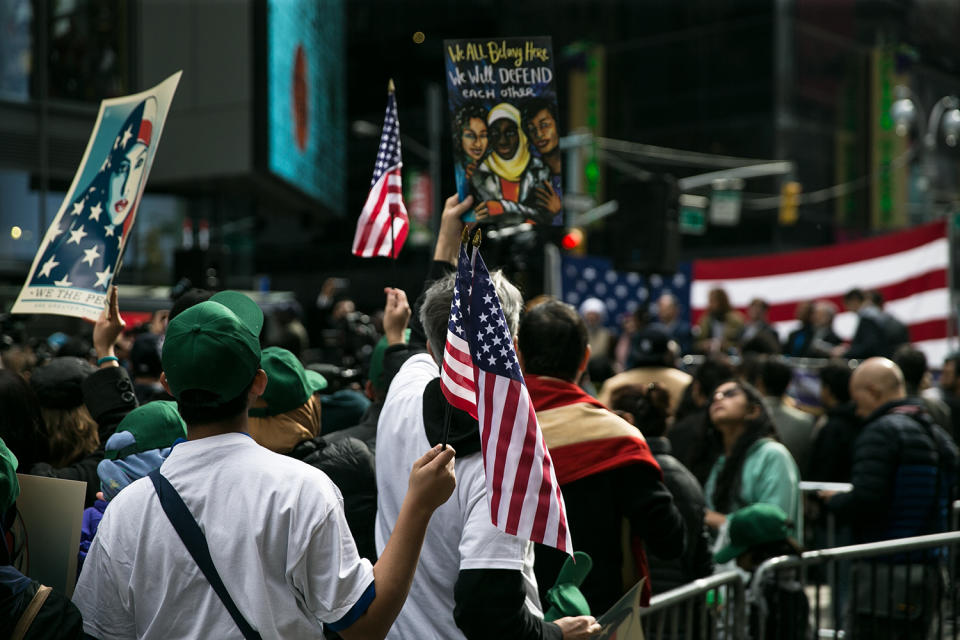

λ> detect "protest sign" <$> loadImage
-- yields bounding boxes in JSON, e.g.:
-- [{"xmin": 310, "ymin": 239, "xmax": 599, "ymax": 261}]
[
  {"xmin": 15, "ymin": 474, "xmax": 86, "ymax": 597},
  {"xmin": 444, "ymin": 37, "xmax": 563, "ymax": 226},
  {"xmin": 596, "ymin": 578, "xmax": 646, "ymax": 639},
  {"xmin": 12, "ymin": 71, "xmax": 181, "ymax": 321}
]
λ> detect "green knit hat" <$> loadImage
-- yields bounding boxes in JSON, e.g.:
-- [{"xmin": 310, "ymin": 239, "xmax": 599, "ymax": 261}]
[
  {"xmin": 248, "ymin": 347, "xmax": 327, "ymax": 417},
  {"xmin": 162, "ymin": 291, "xmax": 264, "ymax": 406},
  {"xmin": 0, "ymin": 437, "xmax": 19, "ymax": 514},
  {"xmin": 714, "ymin": 503, "xmax": 791, "ymax": 564},
  {"xmin": 105, "ymin": 401, "xmax": 187, "ymax": 460}
]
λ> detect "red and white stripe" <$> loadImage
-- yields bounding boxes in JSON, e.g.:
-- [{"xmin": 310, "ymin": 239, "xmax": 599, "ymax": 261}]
[
  {"xmin": 441, "ymin": 324, "xmax": 478, "ymax": 418},
  {"xmin": 691, "ymin": 221, "xmax": 954, "ymax": 363},
  {"xmin": 351, "ymin": 168, "xmax": 409, "ymax": 258},
  {"xmin": 477, "ymin": 370, "xmax": 572, "ymax": 554}
]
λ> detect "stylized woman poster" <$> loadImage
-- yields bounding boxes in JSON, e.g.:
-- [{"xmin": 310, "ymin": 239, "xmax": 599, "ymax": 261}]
[
  {"xmin": 444, "ymin": 37, "xmax": 563, "ymax": 226},
  {"xmin": 12, "ymin": 71, "xmax": 181, "ymax": 321}
]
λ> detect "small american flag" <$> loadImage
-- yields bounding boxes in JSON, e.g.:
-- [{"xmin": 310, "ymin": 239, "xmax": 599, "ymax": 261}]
[
  {"xmin": 352, "ymin": 84, "xmax": 409, "ymax": 258},
  {"xmin": 440, "ymin": 242, "xmax": 479, "ymax": 417},
  {"xmin": 450, "ymin": 245, "xmax": 572, "ymax": 554}
]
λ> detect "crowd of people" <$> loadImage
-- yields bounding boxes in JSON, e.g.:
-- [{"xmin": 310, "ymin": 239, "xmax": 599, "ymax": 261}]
[{"xmin": 0, "ymin": 194, "xmax": 957, "ymax": 639}]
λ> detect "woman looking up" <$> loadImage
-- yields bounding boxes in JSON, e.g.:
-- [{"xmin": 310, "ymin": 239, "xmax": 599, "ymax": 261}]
[{"xmin": 703, "ymin": 380, "xmax": 802, "ymax": 543}]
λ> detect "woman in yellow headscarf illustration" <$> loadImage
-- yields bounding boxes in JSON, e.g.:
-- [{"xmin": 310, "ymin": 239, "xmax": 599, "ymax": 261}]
[{"xmin": 471, "ymin": 102, "xmax": 552, "ymax": 223}]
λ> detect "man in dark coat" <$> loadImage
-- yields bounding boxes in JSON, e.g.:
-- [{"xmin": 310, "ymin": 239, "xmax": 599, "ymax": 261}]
[
  {"xmin": 518, "ymin": 300, "xmax": 686, "ymax": 612},
  {"xmin": 823, "ymin": 358, "xmax": 958, "ymax": 640}
]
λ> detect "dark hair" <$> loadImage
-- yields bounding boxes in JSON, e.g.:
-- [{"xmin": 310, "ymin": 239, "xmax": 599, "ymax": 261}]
[
  {"xmin": 521, "ymin": 97, "xmax": 558, "ymax": 130},
  {"xmin": 741, "ymin": 333, "xmax": 780, "ymax": 356},
  {"xmin": 710, "ymin": 380, "xmax": 778, "ymax": 513},
  {"xmin": 844, "ymin": 288, "xmax": 865, "ymax": 304},
  {"xmin": 744, "ymin": 536, "xmax": 802, "ymax": 565},
  {"xmin": 169, "ymin": 288, "xmax": 214, "ymax": 322},
  {"xmin": 819, "ymin": 362, "xmax": 852, "ymax": 404},
  {"xmin": 708, "ymin": 288, "xmax": 732, "ymax": 315},
  {"xmin": 869, "ymin": 289, "xmax": 885, "ymax": 308},
  {"xmin": 945, "ymin": 352, "xmax": 960, "ymax": 370},
  {"xmin": 0, "ymin": 370, "xmax": 47, "ymax": 470},
  {"xmin": 452, "ymin": 101, "xmax": 488, "ymax": 162},
  {"xmin": 518, "ymin": 301, "xmax": 588, "ymax": 382},
  {"xmin": 177, "ymin": 383, "xmax": 252, "ymax": 426},
  {"xmin": 609, "ymin": 383, "xmax": 671, "ymax": 438},
  {"xmin": 893, "ymin": 345, "xmax": 926, "ymax": 393},
  {"xmin": 760, "ymin": 358, "xmax": 793, "ymax": 397},
  {"xmin": 694, "ymin": 357, "xmax": 736, "ymax": 403}
]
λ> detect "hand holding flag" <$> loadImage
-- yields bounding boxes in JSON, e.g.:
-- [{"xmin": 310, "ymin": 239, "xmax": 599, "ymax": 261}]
[{"xmin": 440, "ymin": 231, "xmax": 572, "ymax": 555}]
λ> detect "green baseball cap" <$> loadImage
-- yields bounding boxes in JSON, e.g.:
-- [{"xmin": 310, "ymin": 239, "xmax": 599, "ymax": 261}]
[
  {"xmin": 248, "ymin": 347, "xmax": 327, "ymax": 417},
  {"xmin": 105, "ymin": 401, "xmax": 188, "ymax": 460},
  {"xmin": 161, "ymin": 290, "xmax": 264, "ymax": 405},
  {"xmin": 714, "ymin": 503, "xmax": 791, "ymax": 564},
  {"xmin": 0, "ymin": 437, "xmax": 19, "ymax": 514}
]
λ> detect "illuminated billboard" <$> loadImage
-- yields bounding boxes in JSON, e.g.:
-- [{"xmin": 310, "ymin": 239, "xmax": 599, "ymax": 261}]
[{"xmin": 266, "ymin": 0, "xmax": 345, "ymax": 213}]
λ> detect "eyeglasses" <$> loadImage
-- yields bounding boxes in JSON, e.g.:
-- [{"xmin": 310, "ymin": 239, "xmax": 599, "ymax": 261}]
[{"xmin": 713, "ymin": 387, "xmax": 742, "ymax": 401}]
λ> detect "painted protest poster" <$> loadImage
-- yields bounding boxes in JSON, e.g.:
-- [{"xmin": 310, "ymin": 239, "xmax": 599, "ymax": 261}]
[
  {"xmin": 11, "ymin": 71, "xmax": 182, "ymax": 321},
  {"xmin": 596, "ymin": 578, "xmax": 646, "ymax": 639},
  {"xmin": 444, "ymin": 37, "xmax": 563, "ymax": 226}
]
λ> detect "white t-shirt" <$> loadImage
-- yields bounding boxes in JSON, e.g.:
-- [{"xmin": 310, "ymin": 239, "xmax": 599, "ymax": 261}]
[
  {"xmin": 375, "ymin": 354, "xmax": 542, "ymax": 640},
  {"xmin": 73, "ymin": 432, "xmax": 374, "ymax": 640}
]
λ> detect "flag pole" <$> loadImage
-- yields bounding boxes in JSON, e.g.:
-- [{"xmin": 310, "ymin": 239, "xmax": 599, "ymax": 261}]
[
  {"xmin": 387, "ymin": 79, "xmax": 398, "ymax": 271},
  {"xmin": 441, "ymin": 226, "xmax": 475, "ymax": 449}
]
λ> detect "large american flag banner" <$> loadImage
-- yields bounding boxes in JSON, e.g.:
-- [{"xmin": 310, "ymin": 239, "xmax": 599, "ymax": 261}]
[
  {"xmin": 351, "ymin": 87, "xmax": 409, "ymax": 258},
  {"xmin": 691, "ymin": 220, "xmax": 952, "ymax": 363},
  {"xmin": 445, "ymin": 245, "xmax": 572, "ymax": 554},
  {"xmin": 440, "ymin": 242, "xmax": 479, "ymax": 417}
]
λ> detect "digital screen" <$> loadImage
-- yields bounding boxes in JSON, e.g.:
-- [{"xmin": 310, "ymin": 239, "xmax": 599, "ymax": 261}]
[{"xmin": 266, "ymin": 0, "xmax": 345, "ymax": 213}]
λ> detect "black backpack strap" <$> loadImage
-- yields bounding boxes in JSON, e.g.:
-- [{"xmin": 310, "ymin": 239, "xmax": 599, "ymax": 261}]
[{"xmin": 149, "ymin": 470, "xmax": 262, "ymax": 640}]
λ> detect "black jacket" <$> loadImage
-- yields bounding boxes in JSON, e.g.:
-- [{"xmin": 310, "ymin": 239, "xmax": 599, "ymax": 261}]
[
  {"xmin": 668, "ymin": 409, "xmax": 721, "ymax": 487},
  {"xmin": 828, "ymin": 399, "xmax": 958, "ymax": 544},
  {"xmin": 808, "ymin": 402, "xmax": 861, "ymax": 483},
  {"xmin": 646, "ymin": 437, "xmax": 713, "ymax": 594},
  {"xmin": 29, "ymin": 366, "xmax": 138, "ymax": 506}
]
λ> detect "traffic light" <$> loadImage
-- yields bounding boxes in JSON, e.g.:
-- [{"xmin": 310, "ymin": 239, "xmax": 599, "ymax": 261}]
[
  {"xmin": 779, "ymin": 181, "xmax": 801, "ymax": 226},
  {"xmin": 561, "ymin": 228, "xmax": 585, "ymax": 252}
]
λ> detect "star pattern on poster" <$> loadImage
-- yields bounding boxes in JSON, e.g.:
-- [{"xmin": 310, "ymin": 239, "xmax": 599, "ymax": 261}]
[
  {"xmin": 81, "ymin": 244, "xmax": 101, "ymax": 267},
  {"xmin": 68, "ymin": 225, "xmax": 88, "ymax": 245},
  {"xmin": 72, "ymin": 201, "xmax": 84, "ymax": 216},
  {"xmin": 94, "ymin": 265, "xmax": 113, "ymax": 288},
  {"xmin": 38, "ymin": 256, "xmax": 59, "ymax": 278},
  {"xmin": 88, "ymin": 202, "xmax": 103, "ymax": 222}
]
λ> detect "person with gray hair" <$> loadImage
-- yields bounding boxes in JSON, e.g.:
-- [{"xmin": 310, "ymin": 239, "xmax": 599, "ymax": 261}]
[{"xmin": 375, "ymin": 194, "xmax": 600, "ymax": 640}]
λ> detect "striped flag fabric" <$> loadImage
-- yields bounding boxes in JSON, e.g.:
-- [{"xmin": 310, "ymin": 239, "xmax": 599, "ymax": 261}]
[
  {"xmin": 440, "ymin": 242, "xmax": 479, "ymax": 418},
  {"xmin": 691, "ymin": 220, "xmax": 952, "ymax": 363},
  {"xmin": 463, "ymin": 249, "xmax": 572, "ymax": 555},
  {"xmin": 351, "ymin": 86, "xmax": 409, "ymax": 258}
]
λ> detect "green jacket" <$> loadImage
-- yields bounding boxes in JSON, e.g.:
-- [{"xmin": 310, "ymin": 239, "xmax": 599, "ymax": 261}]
[{"xmin": 705, "ymin": 438, "xmax": 803, "ymax": 537}]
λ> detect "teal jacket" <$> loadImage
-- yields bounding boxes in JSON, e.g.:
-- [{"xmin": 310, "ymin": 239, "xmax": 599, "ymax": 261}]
[{"xmin": 705, "ymin": 438, "xmax": 803, "ymax": 537}]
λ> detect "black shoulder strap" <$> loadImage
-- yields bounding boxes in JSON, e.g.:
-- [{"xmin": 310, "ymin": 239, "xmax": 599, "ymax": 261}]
[{"xmin": 149, "ymin": 470, "xmax": 262, "ymax": 640}]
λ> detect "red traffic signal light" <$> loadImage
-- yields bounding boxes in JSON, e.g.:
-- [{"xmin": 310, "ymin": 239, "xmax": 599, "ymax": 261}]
[{"xmin": 561, "ymin": 228, "xmax": 584, "ymax": 250}]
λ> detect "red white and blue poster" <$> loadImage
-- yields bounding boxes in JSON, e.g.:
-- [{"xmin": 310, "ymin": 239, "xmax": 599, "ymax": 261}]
[
  {"xmin": 12, "ymin": 71, "xmax": 181, "ymax": 321},
  {"xmin": 444, "ymin": 37, "xmax": 563, "ymax": 226}
]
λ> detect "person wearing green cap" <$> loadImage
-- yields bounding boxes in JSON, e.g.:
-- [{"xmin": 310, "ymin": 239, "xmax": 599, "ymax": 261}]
[
  {"xmin": 247, "ymin": 345, "xmax": 379, "ymax": 560},
  {"xmin": 713, "ymin": 503, "xmax": 808, "ymax": 640},
  {"xmin": 0, "ymin": 436, "xmax": 85, "ymax": 638},
  {"xmin": 74, "ymin": 289, "xmax": 458, "ymax": 640}
]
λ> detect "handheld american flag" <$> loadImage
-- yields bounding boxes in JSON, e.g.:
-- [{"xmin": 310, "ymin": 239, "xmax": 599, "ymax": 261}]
[
  {"xmin": 445, "ymin": 241, "xmax": 572, "ymax": 554},
  {"xmin": 440, "ymin": 241, "xmax": 479, "ymax": 418},
  {"xmin": 352, "ymin": 81, "xmax": 409, "ymax": 258}
]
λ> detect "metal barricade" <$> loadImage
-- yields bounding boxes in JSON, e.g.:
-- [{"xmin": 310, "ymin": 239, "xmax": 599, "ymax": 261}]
[
  {"xmin": 633, "ymin": 570, "xmax": 746, "ymax": 640},
  {"xmin": 751, "ymin": 531, "xmax": 960, "ymax": 640}
]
